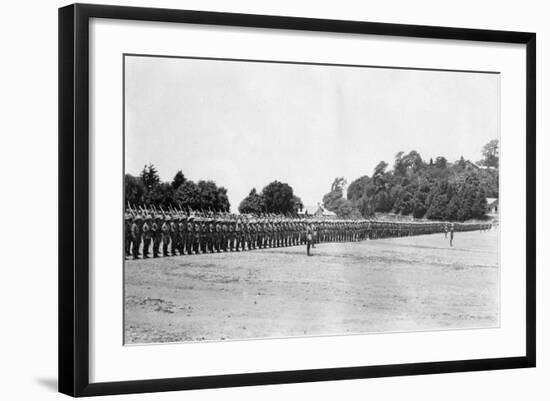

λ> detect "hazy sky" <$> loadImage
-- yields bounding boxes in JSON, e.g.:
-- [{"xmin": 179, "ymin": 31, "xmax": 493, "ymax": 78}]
[{"xmin": 125, "ymin": 55, "xmax": 499, "ymax": 211}]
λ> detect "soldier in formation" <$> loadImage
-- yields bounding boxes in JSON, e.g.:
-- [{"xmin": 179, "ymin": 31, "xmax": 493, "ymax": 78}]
[{"xmin": 124, "ymin": 206, "xmax": 492, "ymax": 259}]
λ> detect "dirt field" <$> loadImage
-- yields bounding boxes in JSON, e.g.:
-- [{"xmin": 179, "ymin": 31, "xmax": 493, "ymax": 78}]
[{"xmin": 124, "ymin": 229, "xmax": 499, "ymax": 344}]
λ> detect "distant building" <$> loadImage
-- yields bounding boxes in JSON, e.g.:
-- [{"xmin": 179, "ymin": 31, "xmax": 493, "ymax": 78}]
[
  {"xmin": 298, "ymin": 203, "xmax": 337, "ymax": 218},
  {"xmin": 486, "ymin": 198, "xmax": 498, "ymax": 214}
]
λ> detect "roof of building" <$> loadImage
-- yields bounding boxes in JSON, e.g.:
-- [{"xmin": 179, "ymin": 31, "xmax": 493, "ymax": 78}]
[{"xmin": 299, "ymin": 203, "xmax": 336, "ymax": 217}]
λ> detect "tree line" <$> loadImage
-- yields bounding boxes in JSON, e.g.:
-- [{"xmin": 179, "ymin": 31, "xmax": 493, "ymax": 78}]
[
  {"xmin": 238, "ymin": 182, "xmax": 303, "ymax": 215},
  {"xmin": 125, "ymin": 165, "xmax": 304, "ymax": 215},
  {"xmin": 125, "ymin": 165, "xmax": 231, "ymax": 212},
  {"xmin": 322, "ymin": 140, "xmax": 499, "ymax": 222}
]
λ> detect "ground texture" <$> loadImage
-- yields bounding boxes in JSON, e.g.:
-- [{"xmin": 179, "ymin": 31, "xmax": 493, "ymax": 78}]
[{"xmin": 124, "ymin": 230, "xmax": 499, "ymax": 344}]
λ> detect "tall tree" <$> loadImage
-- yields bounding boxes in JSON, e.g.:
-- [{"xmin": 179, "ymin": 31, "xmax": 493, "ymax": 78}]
[
  {"xmin": 174, "ymin": 180, "xmax": 201, "ymax": 211},
  {"xmin": 323, "ymin": 177, "xmax": 347, "ymax": 211},
  {"xmin": 434, "ymin": 156, "xmax": 447, "ymax": 169},
  {"xmin": 171, "ymin": 170, "xmax": 186, "ymax": 191},
  {"xmin": 261, "ymin": 181, "xmax": 300, "ymax": 214},
  {"xmin": 139, "ymin": 164, "xmax": 160, "ymax": 191},
  {"xmin": 479, "ymin": 139, "xmax": 499, "ymax": 168},
  {"xmin": 239, "ymin": 188, "xmax": 265, "ymax": 214}
]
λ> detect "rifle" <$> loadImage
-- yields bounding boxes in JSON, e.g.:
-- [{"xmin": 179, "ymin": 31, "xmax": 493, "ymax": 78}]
[{"xmin": 127, "ymin": 202, "xmax": 136, "ymax": 217}]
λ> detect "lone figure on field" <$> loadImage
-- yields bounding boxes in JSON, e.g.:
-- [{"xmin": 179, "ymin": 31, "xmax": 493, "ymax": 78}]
[
  {"xmin": 449, "ymin": 223, "xmax": 455, "ymax": 247},
  {"xmin": 306, "ymin": 223, "xmax": 314, "ymax": 256}
]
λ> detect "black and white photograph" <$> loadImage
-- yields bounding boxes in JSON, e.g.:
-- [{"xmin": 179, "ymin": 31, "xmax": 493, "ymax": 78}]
[{"xmin": 123, "ymin": 55, "xmax": 500, "ymax": 345}]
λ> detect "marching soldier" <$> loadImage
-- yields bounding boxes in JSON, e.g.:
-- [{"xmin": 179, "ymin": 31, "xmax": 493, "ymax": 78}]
[
  {"xmin": 170, "ymin": 214, "xmax": 179, "ymax": 256},
  {"xmin": 228, "ymin": 220, "xmax": 236, "ymax": 251},
  {"xmin": 186, "ymin": 216, "xmax": 195, "ymax": 255},
  {"xmin": 142, "ymin": 215, "xmax": 152, "ymax": 259},
  {"xmin": 178, "ymin": 215, "xmax": 187, "ymax": 255},
  {"xmin": 235, "ymin": 219, "xmax": 243, "ymax": 251},
  {"xmin": 200, "ymin": 218, "xmax": 208, "ymax": 253},
  {"xmin": 221, "ymin": 219, "xmax": 228, "ymax": 251},
  {"xmin": 125, "ymin": 213, "xmax": 132, "ymax": 258},
  {"xmin": 161, "ymin": 215, "xmax": 171, "ymax": 257},
  {"xmin": 193, "ymin": 217, "xmax": 201, "ymax": 254},
  {"xmin": 152, "ymin": 214, "xmax": 162, "ymax": 258},
  {"xmin": 214, "ymin": 219, "xmax": 222, "ymax": 252},
  {"xmin": 207, "ymin": 218, "xmax": 215, "ymax": 253},
  {"xmin": 131, "ymin": 215, "xmax": 142, "ymax": 260}
]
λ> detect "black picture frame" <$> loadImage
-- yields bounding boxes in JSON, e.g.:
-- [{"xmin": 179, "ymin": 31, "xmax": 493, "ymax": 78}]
[{"xmin": 59, "ymin": 3, "xmax": 536, "ymax": 397}]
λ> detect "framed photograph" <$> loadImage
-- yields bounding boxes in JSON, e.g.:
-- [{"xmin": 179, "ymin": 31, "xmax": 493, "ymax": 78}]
[{"xmin": 59, "ymin": 3, "xmax": 536, "ymax": 397}]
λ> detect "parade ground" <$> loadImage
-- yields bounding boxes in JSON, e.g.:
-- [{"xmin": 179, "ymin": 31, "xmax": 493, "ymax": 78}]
[{"xmin": 124, "ymin": 229, "xmax": 499, "ymax": 344}]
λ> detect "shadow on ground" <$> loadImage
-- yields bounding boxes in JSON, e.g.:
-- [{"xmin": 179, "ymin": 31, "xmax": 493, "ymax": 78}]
[{"xmin": 35, "ymin": 377, "xmax": 57, "ymax": 392}]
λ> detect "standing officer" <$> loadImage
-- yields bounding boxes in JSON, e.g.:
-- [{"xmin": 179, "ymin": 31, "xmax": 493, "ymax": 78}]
[
  {"xmin": 306, "ymin": 223, "xmax": 314, "ymax": 256},
  {"xmin": 450, "ymin": 223, "xmax": 455, "ymax": 247}
]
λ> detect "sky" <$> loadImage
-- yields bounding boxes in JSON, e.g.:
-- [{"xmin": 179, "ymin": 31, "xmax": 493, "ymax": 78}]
[{"xmin": 125, "ymin": 55, "xmax": 499, "ymax": 212}]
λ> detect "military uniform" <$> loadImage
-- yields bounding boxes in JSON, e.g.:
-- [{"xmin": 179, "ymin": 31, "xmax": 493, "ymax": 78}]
[
  {"xmin": 131, "ymin": 215, "xmax": 142, "ymax": 259},
  {"xmin": 178, "ymin": 217, "xmax": 187, "ymax": 255},
  {"xmin": 124, "ymin": 214, "xmax": 132, "ymax": 257},
  {"xmin": 161, "ymin": 217, "xmax": 171, "ymax": 256},
  {"xmin": 306, "ymin": 224, "xmax": 313, "ymax": 256},
  {"xmin": 170, "ymin": 216, "xmax": 178, "ymax": 256},
  {"xmin": 186, "ymin": 218, "xmax": 195, "ymax": 254},
  {"xmin": 152, "ymin": 215, "xmax": 162, "ymax": 258},
  {"xmin": 142, "ymin": 216, "xmax": 152, "ymax": 258}
]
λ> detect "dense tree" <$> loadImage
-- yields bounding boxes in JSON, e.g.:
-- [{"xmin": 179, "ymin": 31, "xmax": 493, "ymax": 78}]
[
  {"xmin": 125, "ymin": 174, "xmax": 146, "ymax": 207},
  {"xmin": 146, "ymin": 182, "xmax": 174, "ymax": 209},
  {"xmin": 187, "ymin": 180, "xmax": 230, "ymax": 212},
  {"xmin": 239, "ymin": 188, "xmax": 265, "ymax": 214},
  {"xmin": 434, "ymin": 156, "xmax": 447, "ymax": 169},
  {"xmin": 171, "ymin": 170, "xmax": 186, "ymax": 191},
  {"xmin": 237, "ymin": 183, "xmax": 302, "ymax": 215},
  {"xmin": 322, "ymin": 177, "xmax": 362, "ymax": 218},
  {"xmin": 174, "ymin": 180, "xmax": 201, "ymax": 211},
  {"xmin": 347, "ymin": 175, "xmax": 370, "ymax": 202},
  {"xmin": 457, "ymin": 156, "xmax": 467, "ymax": 169},
  {"xmin": 479, "ymin": 139, "xmax": 499, "ymax": 168},
  {"xmin": 125, "ymin": 165, "xmax": 230, "ymax": 213},
  {"xmin": 139, "ymin": 164, "xmax": 160, "ymax": 191},
  {"xmin": 343, "ymin": 143, "xmax": 498, "ymax": 221},
  {"xmin": 322, "ymin": 177, "xmax": 347, "ymax": 212},
  {"xmin": 261, "ymin": 181, "xmax": 301, "ymax": 214}
]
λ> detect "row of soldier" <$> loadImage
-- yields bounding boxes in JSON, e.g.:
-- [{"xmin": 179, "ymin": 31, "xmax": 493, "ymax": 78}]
[{"xmin": 124, "ymin": 210, "xmax": 492, "ymax": 259}]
